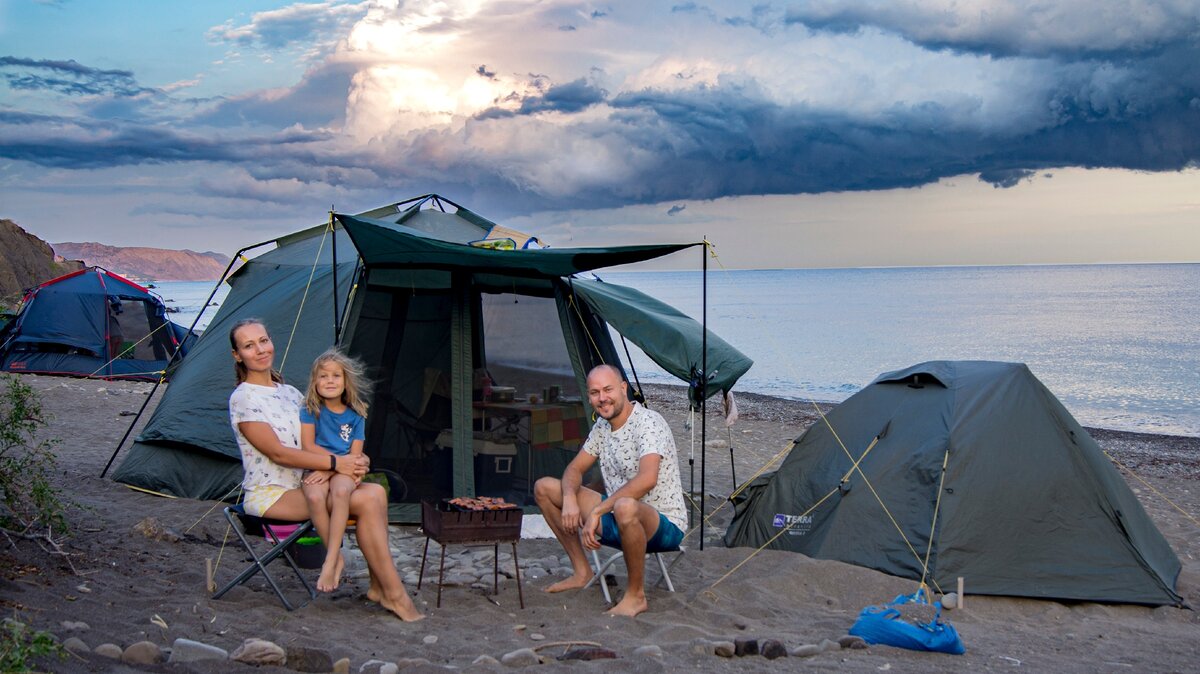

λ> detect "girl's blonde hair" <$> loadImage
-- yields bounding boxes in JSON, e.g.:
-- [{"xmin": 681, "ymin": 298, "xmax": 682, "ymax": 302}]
[{"xmin": 305, "ymin": 348, "xmax": 370, "ymax": 418}]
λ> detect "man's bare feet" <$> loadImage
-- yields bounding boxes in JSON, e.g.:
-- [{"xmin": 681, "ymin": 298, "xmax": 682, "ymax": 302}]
[
  {"xmin": 379, "ymin": 591, "xmax": 425, "ymax": 622},
  {"xmin": 316, "ymin": 553, "xmax": 345, "ymax": 593},
  {"xmin": 544, "ymin": 573, "xmax": 593, "ymax": 593},
  {"xmin": 605, "ymin": 593, "xmax": 648, "ymax": 617}
]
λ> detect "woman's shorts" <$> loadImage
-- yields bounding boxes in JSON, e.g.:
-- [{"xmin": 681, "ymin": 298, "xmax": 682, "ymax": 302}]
[{"xmin": 243, "ymin": 485, "xmax": 291, "ymax": 517}]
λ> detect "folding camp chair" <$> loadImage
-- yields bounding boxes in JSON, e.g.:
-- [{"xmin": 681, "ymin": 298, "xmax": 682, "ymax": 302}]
[
  {"xmin": 584, "ymin": 544, "xmax": 684, "ymax": 604},
  {"xmin": 212, "ymin": 504, "xmax": 317, "ymax": 610}
]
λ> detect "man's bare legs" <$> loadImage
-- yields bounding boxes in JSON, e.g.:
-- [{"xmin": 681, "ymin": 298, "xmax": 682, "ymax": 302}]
[
  {"xmin": 348, "ymin": 483, "xmax": 423, "ymax": 621},
  {"xmin": 605, "ymin": 497, "xmax": 662, "ymax": 617},
  {"xmin": 533, "ymin": 476, "xmax": 603, "ymax": 592}
]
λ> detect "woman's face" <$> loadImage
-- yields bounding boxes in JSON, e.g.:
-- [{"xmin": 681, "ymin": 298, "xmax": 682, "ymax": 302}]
[{"xmin": 231, "ymin": 323, "xmax": 275, "ymax": 374}]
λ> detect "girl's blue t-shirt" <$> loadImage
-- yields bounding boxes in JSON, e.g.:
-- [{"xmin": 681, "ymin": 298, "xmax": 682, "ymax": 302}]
[{"xmin": 299, "ymin": 405, "xmax": 365, "ymax": 456}]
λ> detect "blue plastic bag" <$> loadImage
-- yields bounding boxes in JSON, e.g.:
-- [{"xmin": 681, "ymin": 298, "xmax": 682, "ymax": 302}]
[{"xmin": 849, "ymin": 589, "xmax": 966, "ymax": 655}]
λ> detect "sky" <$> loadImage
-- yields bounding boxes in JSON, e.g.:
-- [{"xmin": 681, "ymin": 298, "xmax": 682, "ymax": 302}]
[{"xmin": 1, "ymin": 0, "xmax": 1198, "ymax": 268}]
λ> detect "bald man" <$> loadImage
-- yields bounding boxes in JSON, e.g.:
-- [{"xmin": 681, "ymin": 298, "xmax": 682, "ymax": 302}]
[{"xmin": 533, "ymin": 364, "xmax": 686, "ymax": 616}]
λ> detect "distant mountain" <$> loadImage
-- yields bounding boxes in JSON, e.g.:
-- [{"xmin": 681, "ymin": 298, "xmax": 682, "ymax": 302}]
[
  {"xmin": 51, "ymin": 242, "xmax": 230, "ymax": 282},
  {"xmin": 0, "ymin": 219, "xmax": 83, "ymax": 305}
]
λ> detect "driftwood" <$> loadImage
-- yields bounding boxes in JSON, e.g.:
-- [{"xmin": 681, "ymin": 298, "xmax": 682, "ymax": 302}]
[{"xmin": 0, "ymin": 522, "xmax": 80, "ymax": 576}]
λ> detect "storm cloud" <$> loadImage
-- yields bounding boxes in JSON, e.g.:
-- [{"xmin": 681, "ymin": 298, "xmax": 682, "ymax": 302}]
[{"xmin": 3, "ymin": 0, "xmax": 1200, "ymax": 217}]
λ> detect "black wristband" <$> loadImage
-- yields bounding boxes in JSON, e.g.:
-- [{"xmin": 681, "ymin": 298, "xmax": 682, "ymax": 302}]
[{"xmin": 329, "ymin": 454, "xmax": 337, "ymax": 471}]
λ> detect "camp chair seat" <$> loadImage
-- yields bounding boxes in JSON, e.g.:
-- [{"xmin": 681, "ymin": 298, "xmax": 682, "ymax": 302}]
[
  {"xmin": 212, "ymin": 504, "xmax": 317, "ymax": 611},
  {"xmin": 584, "ymin": 545, "xmax": 683, "ymax": 605}
]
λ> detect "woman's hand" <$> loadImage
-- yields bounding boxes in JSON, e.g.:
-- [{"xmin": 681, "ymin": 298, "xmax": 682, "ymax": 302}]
[
  {"xmin": 334, "ymin": 454, "xmax": 370, "ymax": 478},
  {"xmin": 304, "ymin": 470, "xmax": 333, "ymax": 485}
]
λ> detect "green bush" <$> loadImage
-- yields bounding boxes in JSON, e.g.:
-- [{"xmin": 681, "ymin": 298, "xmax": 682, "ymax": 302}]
[
  {"xmin": 0, "ymin": 619, "xmax": 64, "ymax": 672},
  {"xmin": 0, "ymin": 375, "xmax": 68, "ymax": 534}
]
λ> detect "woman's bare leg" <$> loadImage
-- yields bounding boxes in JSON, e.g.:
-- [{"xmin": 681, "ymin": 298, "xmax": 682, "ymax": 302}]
[{"xmin": 349, "ymin": 483, "xmax": 423, "ymax": 621}]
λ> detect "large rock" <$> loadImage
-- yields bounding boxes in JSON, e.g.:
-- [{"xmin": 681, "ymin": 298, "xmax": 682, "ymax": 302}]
[
  {"xmin": 0, "ymin": 219, "xmax": 81, "ymax": 303},
  {"xmin": 168, "ymin": 638, "xmax": 228, "ymax": 663},
  {"xmin": 122, "ymin": 640, "xmax": 163, "ymax": 665},
  {"xmin": 285, "ymin": 645, "xmax": 334, "ymax": 672},
  {"xmin": 231, "ymin": 638, "xmax": 286, "ymax": 666}
]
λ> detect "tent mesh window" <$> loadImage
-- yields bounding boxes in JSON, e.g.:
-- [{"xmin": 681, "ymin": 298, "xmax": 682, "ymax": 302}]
[
  {"xmin": 108, "ymin": 298, "xmax": 171, "ymax": 360},
  {"xmin": 475, "ymin": 292, "xmax": 584, "ymax": 504}
]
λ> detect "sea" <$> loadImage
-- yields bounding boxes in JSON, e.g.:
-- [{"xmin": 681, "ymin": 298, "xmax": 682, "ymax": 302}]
[{"xmin": 154, "ymin": 263, "xmax": 1200, "ymax": 437}]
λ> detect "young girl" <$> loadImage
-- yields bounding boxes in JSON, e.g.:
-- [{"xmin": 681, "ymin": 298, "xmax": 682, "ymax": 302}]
[{"xmin": 300, "ymin": 348, "xmax": 370, "ymax": 593}]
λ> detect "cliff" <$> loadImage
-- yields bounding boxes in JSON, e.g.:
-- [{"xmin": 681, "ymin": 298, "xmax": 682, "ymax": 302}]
[
  {"xmin": 51, "ymin": 242, "xmax": 230, "ymax": 282},
  {"xmin": 0, "ymin": 219, "xmax": 84, "ymax": 305}
]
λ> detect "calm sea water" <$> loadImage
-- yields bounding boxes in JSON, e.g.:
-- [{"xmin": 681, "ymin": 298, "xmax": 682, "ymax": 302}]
[{"xmin": 157, "ymin": 263, "xmax": 1200, "ymax": 437}]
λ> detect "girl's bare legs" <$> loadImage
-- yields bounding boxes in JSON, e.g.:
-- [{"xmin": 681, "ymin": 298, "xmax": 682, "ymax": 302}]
[
  {"xmin": 316, "ymin": 474, "xmax": 355, "ymax": 592},
  {"xmin": 349, "ymin": 482, "xmax": 423, "ymax": 621},
  {"xmin": 301, "ymin": 480, "xmax": 332, "ymax": 548}
]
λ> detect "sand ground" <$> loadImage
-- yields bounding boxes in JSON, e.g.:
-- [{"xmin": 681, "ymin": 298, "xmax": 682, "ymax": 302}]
[{"xmin": 1, "ymin": 375, "xmax": 1197, "ymax": 673}]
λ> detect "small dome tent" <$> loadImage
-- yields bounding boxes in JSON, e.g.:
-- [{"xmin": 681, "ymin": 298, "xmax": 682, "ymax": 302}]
[
  {"xmin": 724, "ymin": 361, "xmax": 1182, "ymax": 606},
  {"xmin": 0, "ymin": 267, "xmax": 193, "ymax": 381}
]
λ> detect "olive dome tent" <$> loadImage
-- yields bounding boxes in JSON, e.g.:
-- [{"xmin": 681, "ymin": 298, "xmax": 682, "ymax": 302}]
[
  {"xmin": 0, "ymin": 267, "xmax": 193, "ymax": 381},
  {"xmin": 112, "ymin": 195, "xmax": 752, "ymax": 521},
  {"xmin": 724, "ymin": 360, "xmax": 1182, "ymax": 606}
]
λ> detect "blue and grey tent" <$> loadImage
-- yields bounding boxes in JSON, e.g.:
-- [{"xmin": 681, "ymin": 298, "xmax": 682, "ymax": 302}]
[
  {"xmin": 0, "ymin": 267, "xmax": 193, "ymax": 381},
  {"xmin": 724, "ymin": 361, "xmax": 1182, "ymax": 606},
  {"xmin": 112, "ymin": 195, "xmax": 752, "ymax": 521}
]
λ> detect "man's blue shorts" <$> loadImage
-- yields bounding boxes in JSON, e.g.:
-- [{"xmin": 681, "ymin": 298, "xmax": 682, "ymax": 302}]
[{"xmin": 597, "ymin": 509, "xmax": 685, "ymax": 553}]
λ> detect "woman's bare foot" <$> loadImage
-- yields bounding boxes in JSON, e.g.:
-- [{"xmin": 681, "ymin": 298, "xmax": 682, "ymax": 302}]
[
  {"xmin": 380, "ymin": 591, "xmax": 425, "ymax": 622},
  {"xmin": 544, "ymin": 572, "xmax": 593, "ymax": 593},
  {"xmin": 316, "ymin": 553, "xmax": 345, "ymax": 593},
  {"xmin": 366, "ymin": 575, "xmax": 382, "ymax": 602},
  {"xmin": 605, "ymin": 592, "xmax": 648, "ymax": 617}
]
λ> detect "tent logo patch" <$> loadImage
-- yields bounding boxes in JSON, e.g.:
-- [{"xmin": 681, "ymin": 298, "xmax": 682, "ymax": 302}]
[{"xmin": 772, "ymin": 513, "xmax": 812, "ymax": 535}]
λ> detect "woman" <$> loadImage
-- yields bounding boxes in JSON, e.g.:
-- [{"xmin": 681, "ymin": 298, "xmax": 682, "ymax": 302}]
[{"xmin": 228, "ymin": 318, "xmax": 423, "ymax": 621}]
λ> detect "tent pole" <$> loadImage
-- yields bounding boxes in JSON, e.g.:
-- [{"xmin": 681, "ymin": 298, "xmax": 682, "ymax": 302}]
[
  {"xmin": 331, "ymin": 209, "xmax": 340, "ymax": 345},
  {"xmin": 700, "ymin": 237, "xmax": 708, "ymax": 551},
  {"xmin": 101, "ymin": 243, "xmax": 257, "ymax": 479}
]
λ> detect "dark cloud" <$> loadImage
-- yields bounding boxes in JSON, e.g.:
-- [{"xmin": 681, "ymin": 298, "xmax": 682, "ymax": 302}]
[
  {"xmin": 518, "ymin": 78, "xmax": 607, "ymax": 114},
  {"xmin": 559, "ymin": 24, "xmax": 577, "ymax": 31},
  {"xmin": 0, "ymin": 56, "xmax": 156, "ymax": 97},
  {"xmin": 192, "ymin": 61, "xmax": 355, "ymax": 129},
  {"xmin": 783, "ymin": 2, "xmax": 1200, "ymax": 58},
  {"xmin": 979, "ymin": 169, "xmax": 1036, "ymax": 188},
  {"xmin": 667, "ymin": 204, "xmax": 686, "ymax": 215},
  {"xmin": 476, "ymin": 65, "xmax": 496, "ymax": 80}
]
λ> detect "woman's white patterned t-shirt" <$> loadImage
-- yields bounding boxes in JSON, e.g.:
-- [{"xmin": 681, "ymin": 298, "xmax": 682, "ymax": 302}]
[
  {"xmin": 229, "ymin": 382, "xmax": 305, "ymax": 492},
  {"xmin": 582, "ymin": 402, "xmax": 687, "ymax": 531}
]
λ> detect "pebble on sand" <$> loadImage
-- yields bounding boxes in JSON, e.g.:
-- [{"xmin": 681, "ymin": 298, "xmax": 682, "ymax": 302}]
[
  {"xmin": 790, "ymin": 644, "xmax": 822, "ymax": 657},
  {"xmin": 122, "ymin": 640, "xmax": 163, "ymax": 665},
  {"xmin": 734, "ymin": 637, "xmax": 759, "ymax": 656},
  {"xmin": 168, "ymin": 638, "xmax": 228, "ymax": 663},
  {"xmin": 285, "ymin": 645, "xmax": 334, "ymax": 672},
  {"xmin": 760, "ymin": 639, "xmax": 788, "ymax": 659},
  {"xmin": 230, "ymin": 638, "xmax": 286, "ymax": 666},
  {"xmin": 501, "ymin": 648, "xmax": 543, "ymax": 667},
  {"xmin": 94, "ymin": 643, "xmax": 123, "ymax": 659},
  {"xmin": 712, "ymin": 641, "xmax": 736, "ymax": 657},
  {"xmin": 61, "ymin": 636, "xmax": 89, "ymax": 654},
  {"xmin": 633, "ymin": 644, "xmax": 664, "ymax": 658},
  {"xmin": 838, "ymin": 635, "xmax": 869, "ymax": 650}
]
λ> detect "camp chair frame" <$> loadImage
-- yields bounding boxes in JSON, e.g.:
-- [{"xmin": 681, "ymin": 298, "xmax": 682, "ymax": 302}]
[
  {"xmin": 213, "ymin": 504, "xmax": 317, "ymax": 611},
  {"xmin": 584, "ymin": 546, "xmax": 683, "ymax": 604}
]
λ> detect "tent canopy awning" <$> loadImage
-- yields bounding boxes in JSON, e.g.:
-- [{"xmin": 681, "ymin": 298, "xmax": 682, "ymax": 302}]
[
  {"xmin": 567, "ymin": 277, "xmax": 753, "ymax": 395},
  {"xmin": 336, "ymin": 213, "xmax": 698, "ymax": 279}
]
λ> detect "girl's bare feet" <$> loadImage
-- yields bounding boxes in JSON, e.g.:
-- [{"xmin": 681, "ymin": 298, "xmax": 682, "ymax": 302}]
[{"xmin": 316, "ymin": 552, "xmax": 345, "ymax": 593}]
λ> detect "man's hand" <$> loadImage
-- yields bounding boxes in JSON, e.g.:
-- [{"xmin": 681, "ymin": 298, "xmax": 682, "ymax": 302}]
[
  {"xmin": 561, "ymin": 499, "xmax": 582, "ymax": 534},
  {"xmin": 581, "ymin": 510, "xmax": 602, "ymax": 550},
  {"xmin": 304, "ymin": 470, "xmax": 332, "ymax": 485}
]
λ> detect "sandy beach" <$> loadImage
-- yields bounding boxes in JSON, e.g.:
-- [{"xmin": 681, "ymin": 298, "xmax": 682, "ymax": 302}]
[{"xmin": 2, "ymin": 374, "xmax": 1197, "ymax": 673}]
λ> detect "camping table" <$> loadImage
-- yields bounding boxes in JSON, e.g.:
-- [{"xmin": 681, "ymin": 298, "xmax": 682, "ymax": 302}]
[
  {"xmin": 473, "ymin": 400, "xmax": 586, "ymax": 496},
  {"xmin": 417, "ymin": 500, "xmax": 525, "ymax": 609}
]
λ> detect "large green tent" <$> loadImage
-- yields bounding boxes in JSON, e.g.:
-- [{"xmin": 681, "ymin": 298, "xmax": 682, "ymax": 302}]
[
  {"xmin": 724, "ymin": 361, "xmax": 1182, "ymax": 606},
  {"xmin": 112, "ymin": 195, "xmax": 752, "ymax": 521}
]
